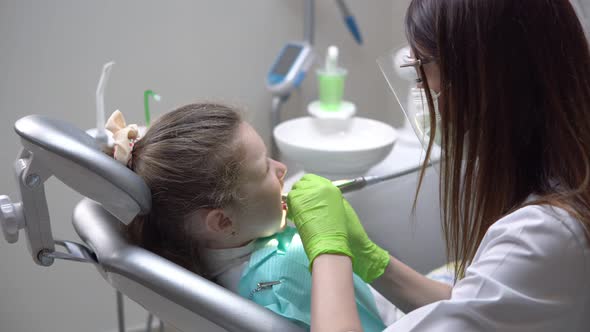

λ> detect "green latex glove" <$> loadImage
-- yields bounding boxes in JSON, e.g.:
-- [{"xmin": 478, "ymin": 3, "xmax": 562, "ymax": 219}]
[
  {"xmin": 287, "ymin": 174, "xmax": 353, "ymax": 267},
  {"xmin": 342, "ymin": 199, "xmax": 390, "ymax": 283}
]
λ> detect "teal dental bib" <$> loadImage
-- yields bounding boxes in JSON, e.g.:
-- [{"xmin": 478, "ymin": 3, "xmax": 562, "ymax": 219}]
[{"xmin": 238, "ymin": 227, "xmax": 386, "ymax": 331}]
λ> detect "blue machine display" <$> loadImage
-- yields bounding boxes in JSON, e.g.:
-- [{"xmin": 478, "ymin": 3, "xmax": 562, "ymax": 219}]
[{"xmin": 266, "ymin": 42, "xmax": 314, "ymax": 96}]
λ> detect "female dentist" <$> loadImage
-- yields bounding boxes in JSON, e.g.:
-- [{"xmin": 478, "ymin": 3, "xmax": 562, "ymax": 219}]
[{"xmin": 287, "ymin": 0, "xmax": 590, "ymax": 331}]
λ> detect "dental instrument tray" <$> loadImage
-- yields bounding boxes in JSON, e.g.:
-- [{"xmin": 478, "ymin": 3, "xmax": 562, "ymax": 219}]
[{"xmin": 0, "ymin": 115, "xmax": 304, "ymax": 332}]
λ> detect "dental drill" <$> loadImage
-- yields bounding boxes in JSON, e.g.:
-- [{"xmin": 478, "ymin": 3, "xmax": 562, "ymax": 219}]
[{"xmin": 282, "ymin": 162, "xmax": 435, "ymax": 201}]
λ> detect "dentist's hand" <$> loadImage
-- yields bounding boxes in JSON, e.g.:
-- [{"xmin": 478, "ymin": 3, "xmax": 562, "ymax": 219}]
[
  {"xmin": 342, "ymin": 199, "xmax": 390, "ymax": 283},
  {"xmin": 287, "ymin": 174, "xmax": 353, "ymax": 268}
]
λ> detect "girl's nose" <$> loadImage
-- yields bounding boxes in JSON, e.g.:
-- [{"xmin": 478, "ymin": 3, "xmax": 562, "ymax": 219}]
[{"xmin": 274, "ymin": 160, "xmax": 287, "ymax": 180}]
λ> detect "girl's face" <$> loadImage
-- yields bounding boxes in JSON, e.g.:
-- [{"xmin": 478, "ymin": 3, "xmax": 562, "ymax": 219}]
[{"xmin": 230, "ymin": 122, "xmax": 288, "ymax": 243}]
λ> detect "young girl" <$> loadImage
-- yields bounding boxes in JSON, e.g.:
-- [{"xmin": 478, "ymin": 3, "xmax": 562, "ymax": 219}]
[{"xmin": 104, "ymin": 103, "xmax": 401, "ymax": 330}]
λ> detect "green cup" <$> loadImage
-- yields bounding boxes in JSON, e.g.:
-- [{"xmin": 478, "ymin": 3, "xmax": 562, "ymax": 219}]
[{"xmin": 317, "ymin": 68, "xmax": 347, "ymax": 111}]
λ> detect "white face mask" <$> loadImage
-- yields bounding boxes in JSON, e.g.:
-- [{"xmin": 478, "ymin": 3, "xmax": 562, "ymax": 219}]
[
  {"xmin": 411, "ymin": 88, "xmax": 442, "ymax": 147},
  {"xmin": 414, "ymin": 91, "xmax": 472, "ymax": 160}
]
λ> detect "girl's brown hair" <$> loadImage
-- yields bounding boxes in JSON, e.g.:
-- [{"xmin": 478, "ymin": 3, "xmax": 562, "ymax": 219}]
[
  {"xmin": 126, "ymin": 103, "xmax": 244, "ymax": 275},
  {"xmin": 406, "ymin": 0, "xmax": 590, "ymax": 280}
]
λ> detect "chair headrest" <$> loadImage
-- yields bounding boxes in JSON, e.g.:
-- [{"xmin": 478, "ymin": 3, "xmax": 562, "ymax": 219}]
[{"xmin": 14, "ymin": 115, "xmax": 151, "ymax": 222}]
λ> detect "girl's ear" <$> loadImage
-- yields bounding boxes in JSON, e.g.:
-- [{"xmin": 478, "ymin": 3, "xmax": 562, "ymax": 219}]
[{"xmin": 203, "ymin": 208, "xmax": 235, "ymax": 235}]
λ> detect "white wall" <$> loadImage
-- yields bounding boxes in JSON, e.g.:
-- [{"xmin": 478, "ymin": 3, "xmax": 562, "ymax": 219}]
[{"xmin": 0, "ymin": 1, "xmax": 411, "ymax": 331}]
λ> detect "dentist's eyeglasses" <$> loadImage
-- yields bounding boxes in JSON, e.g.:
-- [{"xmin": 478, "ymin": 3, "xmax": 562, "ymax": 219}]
[{"xmin": 399, "ymin": 56, "xmax": 436, "ymax": 84}]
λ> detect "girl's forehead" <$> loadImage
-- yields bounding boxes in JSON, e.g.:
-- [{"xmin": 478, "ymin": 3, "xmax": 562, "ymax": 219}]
[
  {"xmin": 237, "ymin": 122, "xmax": 267, "ymax": 171},
  {"xmin": 239, "ymin": 123, "xmax": 264, "ymax": 152}
]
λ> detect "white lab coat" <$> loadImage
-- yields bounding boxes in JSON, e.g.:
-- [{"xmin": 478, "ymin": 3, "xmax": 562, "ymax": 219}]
[{"xmin": 385, "ymin": 204, "xmax": 590, "ymax": 331}]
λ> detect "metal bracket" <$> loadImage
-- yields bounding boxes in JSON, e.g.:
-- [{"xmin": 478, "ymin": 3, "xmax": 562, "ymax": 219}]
[
  {"xmin": 38, "ymin": 240, "xmax": 97, "ymax": 265},
  {"xmin": 0, "ymin": 147, "xmax": 100, "ymax": 267}
]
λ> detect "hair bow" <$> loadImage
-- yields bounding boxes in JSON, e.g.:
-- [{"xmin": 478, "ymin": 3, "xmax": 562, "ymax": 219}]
[{"xmin": 105, "ymin": 110, "xmax": 139, "ymax": 166}]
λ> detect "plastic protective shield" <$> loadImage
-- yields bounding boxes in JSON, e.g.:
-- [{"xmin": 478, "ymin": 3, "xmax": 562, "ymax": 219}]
[{"xmin": 377, "ymin": 46, "xmax": 442, "ymax": 163}]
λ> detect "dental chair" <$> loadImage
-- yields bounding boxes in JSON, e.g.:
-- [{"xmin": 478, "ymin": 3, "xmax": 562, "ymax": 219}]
[{"xmin": 0, "ymin": 115, "xmax": 304, "ymax": 332}]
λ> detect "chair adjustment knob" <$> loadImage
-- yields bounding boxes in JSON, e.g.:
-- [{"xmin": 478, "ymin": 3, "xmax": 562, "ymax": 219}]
[{"xmin": 0, "ymin": 195, "xmax": 25, "ymax": 244}]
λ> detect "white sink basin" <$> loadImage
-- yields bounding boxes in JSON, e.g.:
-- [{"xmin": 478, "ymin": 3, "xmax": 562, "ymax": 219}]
[{"xmin": 273, "ymin": 116, "xmax": 398, "ymax": 175}]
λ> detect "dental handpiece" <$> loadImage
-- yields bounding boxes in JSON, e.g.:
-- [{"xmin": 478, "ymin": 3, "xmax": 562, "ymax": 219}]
[{"xmin": 281, "ymin": 162, "xmax": 432, "ymax": 201}]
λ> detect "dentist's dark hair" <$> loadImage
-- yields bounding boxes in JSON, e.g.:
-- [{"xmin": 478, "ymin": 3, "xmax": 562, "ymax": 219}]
[
  {"xmin": 405, "ymin": 0, "xmax": 590, "ymax": 280},
  {"xmin": 125, "ymin": 103, "xmax": 244, "ymax": 275}
]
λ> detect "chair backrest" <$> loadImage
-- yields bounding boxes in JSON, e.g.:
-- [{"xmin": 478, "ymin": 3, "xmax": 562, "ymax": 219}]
[{"xmin": 73, "ymin": 198, "xmax": 304, "ymax": 332}]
